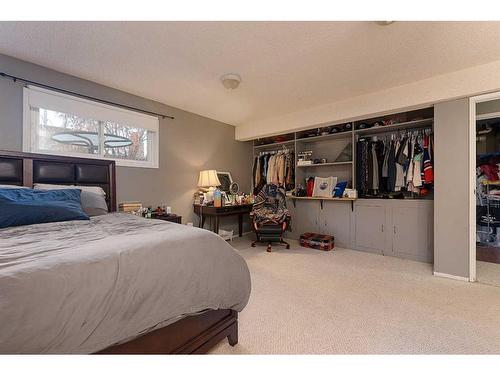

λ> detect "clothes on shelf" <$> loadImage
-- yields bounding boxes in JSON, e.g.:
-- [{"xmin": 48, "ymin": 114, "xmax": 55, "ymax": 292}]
[
  {"xmin": 253, "ymin": 149, "xmax": 295, "ymax": 195},
  {"xmin": 356, "ymin": 128, "xmax": 434, "ymax": 198}
]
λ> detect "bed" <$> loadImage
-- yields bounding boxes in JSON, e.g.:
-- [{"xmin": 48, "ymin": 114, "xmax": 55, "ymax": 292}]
[{"xmin": 0, "ymin": 150, "xmax": 251, "ymax": 354}]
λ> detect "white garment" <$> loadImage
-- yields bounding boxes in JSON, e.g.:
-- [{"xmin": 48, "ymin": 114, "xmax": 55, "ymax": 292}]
[
  {"xmin": 406, "ymin": 137, "xmax": 415, "ymax": 191},
  {"xmin": 395, "ymin": 164, "xmax": 405, "ymax": 191},
  {"xmin": 266, "ymin": 155, "xmax": 276, "ymax": 184},
  {"xmin": 412, "ymin": 156, "xmax": 423, "ymax": 187}
]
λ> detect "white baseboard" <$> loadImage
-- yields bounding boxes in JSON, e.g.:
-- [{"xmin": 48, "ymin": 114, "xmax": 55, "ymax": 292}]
[{"xmin": 433, "ymin": 271, "xmax": 470, "ymax": 282}]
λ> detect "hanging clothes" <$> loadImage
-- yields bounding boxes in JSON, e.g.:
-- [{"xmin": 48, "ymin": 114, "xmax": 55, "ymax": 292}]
[
  {"xmin": 371, "ymin": 143, "xmax": 379, "ymax": 191},
  {"xmin": 412, "ymin": 137, "xmax": 424, "ymax": 189},
  {"xmin": 252, "ymin": 149, "xmax": 295, "ymax": 194},
  {"xmin": 394, "ymin": 139, "xmax": 405, "ymax": 191},
  {"xmin": 387, "ymin": 140, "xmax": 397, "ymax": 192},
  {"xmin": 423, "ymin": 134, "xmax": 434, "ymax": 184},
  {"xmin": 356, "ymin": 128, "xmax": 434, "ymax": 198},
  {"xmin": 255, "ymin": 156, "xmax": 261, "ymax": 187},
  {"xmin": 356, "ymin": 139, "xmax": 369, "ymax": 197}
]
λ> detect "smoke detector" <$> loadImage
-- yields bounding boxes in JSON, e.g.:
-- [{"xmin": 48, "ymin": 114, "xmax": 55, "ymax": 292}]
[{"xmin": 220, "ymin": 73, "xmax": 242, "ymax": 90}]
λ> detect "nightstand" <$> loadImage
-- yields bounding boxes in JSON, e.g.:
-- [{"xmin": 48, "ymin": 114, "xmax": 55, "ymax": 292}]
[{"xmin": 152, "ymin": 213, "xmax": 182, "ymax": 224}]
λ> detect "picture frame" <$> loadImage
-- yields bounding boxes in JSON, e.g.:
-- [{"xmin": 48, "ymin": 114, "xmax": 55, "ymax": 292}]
[{"xmin": 217, "ymin": 171, "xmax": 233, "ymax": 193}]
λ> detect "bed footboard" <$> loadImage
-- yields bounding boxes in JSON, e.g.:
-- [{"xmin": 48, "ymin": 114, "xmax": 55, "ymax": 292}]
[{"xmin": 96, "ymin": 309, "xmax": 238, "ymax": 354}]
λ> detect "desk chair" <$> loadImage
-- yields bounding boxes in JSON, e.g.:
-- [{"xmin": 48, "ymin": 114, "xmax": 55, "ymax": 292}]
[{"xmin": 250, "ymin": 184, "xmax": 291, "ymax": 252}]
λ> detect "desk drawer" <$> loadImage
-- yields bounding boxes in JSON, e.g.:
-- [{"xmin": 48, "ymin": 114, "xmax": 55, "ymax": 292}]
[{"xmin": 216, "ymin": 206, "xmax": 244, "ymax": 213}]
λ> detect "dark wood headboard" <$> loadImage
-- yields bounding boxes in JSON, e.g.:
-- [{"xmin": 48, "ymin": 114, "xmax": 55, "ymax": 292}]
[{"xmin": 0, "ymin": 150, "xmax": 116, "ymax": 212}]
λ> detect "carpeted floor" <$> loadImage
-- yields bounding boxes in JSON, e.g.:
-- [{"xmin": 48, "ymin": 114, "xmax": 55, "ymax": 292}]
[
  {"xmin": 477, "ymin": 260, "xmax": 500, "ymax": 287},
  {"xmin": 210, "ymin": 236, "xmax": 500, "ymax": 354}
]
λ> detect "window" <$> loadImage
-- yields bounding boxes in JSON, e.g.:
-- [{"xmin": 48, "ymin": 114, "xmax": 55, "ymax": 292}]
[{"xmin": 23, "ymin": 86, "xmax": 159, "ymax": 168}]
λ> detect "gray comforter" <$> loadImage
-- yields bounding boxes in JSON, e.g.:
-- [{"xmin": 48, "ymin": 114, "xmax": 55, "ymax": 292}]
[{"xmin": 0, "ymin": 213, "xmax": 251, "ymax": 353}]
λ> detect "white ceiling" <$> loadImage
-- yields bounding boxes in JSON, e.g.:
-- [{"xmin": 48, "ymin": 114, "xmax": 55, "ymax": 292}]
[{"xmin": 1, "ymin": 21, "xmax": 500, "ymax": 127}]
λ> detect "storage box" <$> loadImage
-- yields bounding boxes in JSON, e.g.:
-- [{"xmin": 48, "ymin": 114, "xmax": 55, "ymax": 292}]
[{"xmin": 299, "ymin": 232, "xmax": 334, "ymax": 251}]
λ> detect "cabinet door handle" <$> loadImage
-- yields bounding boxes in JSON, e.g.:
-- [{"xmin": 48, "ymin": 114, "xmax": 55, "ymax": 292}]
[
  {"xmin": 393, "ymin": 226, "xmax": 396, "ymax": 234},
  {"xmin": 381, "ymin": 224, "xmax": 384, "ymax": 232}
]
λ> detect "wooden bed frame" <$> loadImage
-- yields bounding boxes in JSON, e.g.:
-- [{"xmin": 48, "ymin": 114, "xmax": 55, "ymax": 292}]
[{"xmin": 0, "ymin": 150, "xmax": 239, "ymax": 354}]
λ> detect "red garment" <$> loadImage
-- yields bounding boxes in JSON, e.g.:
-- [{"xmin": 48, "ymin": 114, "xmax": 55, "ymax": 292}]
[
  {"xmin": 480, "ymin": 164, "xmax": 500, "ymax": 182},
  {"xmin": 423, "ymin": 135, "xmax": 434, "ymax": 184},
  {"xmin": 306, "ymin": 177, "xmax": 315, "ymax": 197}
]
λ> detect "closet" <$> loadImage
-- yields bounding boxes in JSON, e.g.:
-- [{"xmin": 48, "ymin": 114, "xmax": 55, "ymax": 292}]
[
  {"xmin": 251, "ymin": 107, "xmax": 434, "ymax": 262},
  {"xmin": 356, "ymin": 129, "xmax": 434, "ymax": 199},
  {"xmin": 252, "ymin": 137, "xmax": 295, "ymax": 195},
  {"xmin": 475, "ymin": 110, "xmax": 500, "ymax": 265}
]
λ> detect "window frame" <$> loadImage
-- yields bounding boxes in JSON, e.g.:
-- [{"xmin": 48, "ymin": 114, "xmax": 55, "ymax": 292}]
[{"xmin": 22, "ymin": 86, "xmax": 159, "ymax": 168}]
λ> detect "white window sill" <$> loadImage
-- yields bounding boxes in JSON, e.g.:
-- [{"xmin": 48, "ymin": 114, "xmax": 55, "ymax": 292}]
[{"xmin": 24, "ymin": 149, "xmax": 158, "ymax": 169}]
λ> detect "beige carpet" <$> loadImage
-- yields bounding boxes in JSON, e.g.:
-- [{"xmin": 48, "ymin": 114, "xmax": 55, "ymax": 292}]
[
  {"xmin": 477, "ymin": 260, "xmax": 500, "ymax": 287},
  {"xmin": 210, "ymin": 236, "xmax": 500, "ymax": 354}
]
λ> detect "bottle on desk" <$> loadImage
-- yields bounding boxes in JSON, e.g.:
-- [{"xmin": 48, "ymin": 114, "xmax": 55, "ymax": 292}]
[{"xmin": 213, "ymin": 188, "xmax": 222, "ymax": 208}]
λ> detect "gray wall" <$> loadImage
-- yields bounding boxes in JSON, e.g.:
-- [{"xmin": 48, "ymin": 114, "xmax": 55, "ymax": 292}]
[
  {"xmin": 0, "ymin": 53, "xmax": 253, "ymax": 230},
  {"xmin": 433, "ymin": 98, "xmax": 470, "ymax": 279}
]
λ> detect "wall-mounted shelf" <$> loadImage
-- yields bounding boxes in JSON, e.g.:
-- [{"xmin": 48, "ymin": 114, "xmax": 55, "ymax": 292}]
[
  {"xmin": 287, "ymin": 196, "xmax": 356, "ymax": 201},
  {"xmin": 296, "ymin": 161, "xmax": 352, "ymax": 168},
  {"xmin": 253, "ymin": 139, "xmax": 295, "ymax": 150},
  {"xmin": 354, "ymin": 118, "xmax": 433, "ymax": 136},
  {"xmin": 286, "ymin": 195, "xmax": 356, "ymax": 210},
  {"xmin": 296, "ymin": 131, "xmax": 352, "ymax": 143}
]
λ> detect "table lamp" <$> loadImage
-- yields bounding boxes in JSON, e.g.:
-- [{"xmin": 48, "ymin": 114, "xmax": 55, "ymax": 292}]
[{"xmin": 198, "ymin": 170, "xmax": 221, "ymax": 203}]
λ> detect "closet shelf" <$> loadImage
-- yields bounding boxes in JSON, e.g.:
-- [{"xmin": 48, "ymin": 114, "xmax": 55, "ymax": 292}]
[
  {"xmin": 296, "ymin": 131, "xmax": 352, "ymax": 143},
  {"xmin": 253, "ymin": 139, "xmax": 295, "ymax": 150},
  {"xmin": 286, "ymin": 196, "xmax": 356, "ymax": 201},
  {"xmin": 296, "ymin": 161, "xmax": 352, "ymax": 168},
  {"xmin": 354, "ymin": 118, "xmax": 433, "ymax": 136},
  {"xmin": 481, "ymin": 180, "xmax": 500, "ymax": 186}
]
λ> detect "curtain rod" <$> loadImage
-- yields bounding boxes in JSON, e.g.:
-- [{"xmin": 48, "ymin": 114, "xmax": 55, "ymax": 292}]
[{"xmin": 0, "ymin": 72, "xmax": 174, "ymax": 120}]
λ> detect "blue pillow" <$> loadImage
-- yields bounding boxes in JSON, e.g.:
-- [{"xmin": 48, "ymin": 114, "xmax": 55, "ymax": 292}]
[
  {"xmin": 333, "ymin": 181, "xmax": 348, "ymax": 198},
  {"xmin": 0, "ymin": 188, "xmax": 89, "ymax": 229}
]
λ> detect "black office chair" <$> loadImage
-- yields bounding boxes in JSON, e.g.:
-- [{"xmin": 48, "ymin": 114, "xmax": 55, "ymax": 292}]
[{"xmin": 250, "ymin": 184, "xmax": 291, "ymax": 252}]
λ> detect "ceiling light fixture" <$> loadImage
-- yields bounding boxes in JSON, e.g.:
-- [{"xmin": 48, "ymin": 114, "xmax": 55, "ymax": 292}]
[
  {"xmin": 220, "ymin": 73, "xmax": 242, "ymax": 90},
  {"xmin": 375, "ymin": 21, "xmax": 395, "ymax": 26}
]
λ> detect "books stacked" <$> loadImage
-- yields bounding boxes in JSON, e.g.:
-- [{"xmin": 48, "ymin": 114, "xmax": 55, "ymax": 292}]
[
  {"xmin": 297, "ymin": 160, "xmax": 313, "ymax": 166},
  {"xmin": 119, "ymin": 201, "xmax": 142, "ymax": 213}
]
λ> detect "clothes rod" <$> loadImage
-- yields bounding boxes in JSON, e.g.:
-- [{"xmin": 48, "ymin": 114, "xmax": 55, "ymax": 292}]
[{"xmin": 0, "ymin": 72, "xmax": 175, "ymax": 120}]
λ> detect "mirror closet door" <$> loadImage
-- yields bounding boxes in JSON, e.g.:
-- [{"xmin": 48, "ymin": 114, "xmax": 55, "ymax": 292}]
[{"xmin": 476, "ymin": 98, "xmax": 500, "ymax": 286}]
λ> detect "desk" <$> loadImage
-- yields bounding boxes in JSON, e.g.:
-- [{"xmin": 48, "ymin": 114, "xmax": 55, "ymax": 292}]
[
  {"xmin": 193, "ymin": 204, "xmax": 253, "ymax": 237},
  {"xmin": 151, "ymin": 213, "xmax": 182, "ymax": 224}
]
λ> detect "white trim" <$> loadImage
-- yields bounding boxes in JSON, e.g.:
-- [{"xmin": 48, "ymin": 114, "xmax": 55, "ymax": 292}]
[
  {"xmin": 469, "ymin": 97, "xmax": 477, "ymax": 283},
  {"xmin": 433, "ymin": 272, "xmax": 470, "ymax": 282},
  {"xmin": 24, "ymin": 149, "xmax": 158, "ymax": 169},
  {"xmin": 22, "ymin": 88, "xmax": 31, "ymax": 152},
  {"xmin": 476, "ymin": 111, "xmax": 500, "ymax": 121}
]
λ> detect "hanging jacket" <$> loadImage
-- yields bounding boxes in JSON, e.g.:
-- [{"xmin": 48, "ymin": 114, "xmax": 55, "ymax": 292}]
[{"xmin": 423, "ymin": 134, "xmax": 434, "ymax": 184}]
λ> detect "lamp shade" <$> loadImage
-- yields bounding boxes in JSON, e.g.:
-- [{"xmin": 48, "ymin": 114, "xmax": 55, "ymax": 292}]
[{"xmin": 198, "ymin": 170, "xmax": 221, "ymax": 188}]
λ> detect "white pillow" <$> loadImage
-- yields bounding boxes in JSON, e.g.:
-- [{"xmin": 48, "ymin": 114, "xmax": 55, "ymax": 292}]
[
  {"xmin": 34, "ymin": 183, "xmax": 106, "ymax": 196},
  {"xmin": 34, "ymin": 183, "xmax": 108, "ymax": 216},
  {"xmin": 0, "ymin": 184, "xmax": 29, "ymax": 189}
]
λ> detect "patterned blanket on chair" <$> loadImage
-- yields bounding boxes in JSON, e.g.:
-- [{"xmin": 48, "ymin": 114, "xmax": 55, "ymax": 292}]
[{"xmin": 251, "ymin": 184, "xmax": 290, "ymax": 225}]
